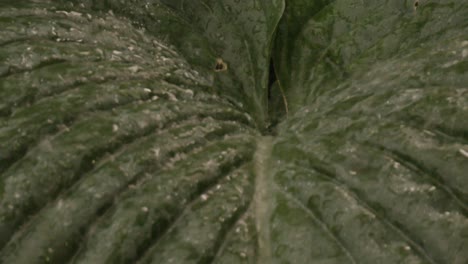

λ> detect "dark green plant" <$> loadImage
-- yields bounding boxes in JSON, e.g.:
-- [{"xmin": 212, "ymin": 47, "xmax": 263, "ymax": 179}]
[{"xmin": 0, "ymin": 0, "xmax": 467, "ymax": 263}]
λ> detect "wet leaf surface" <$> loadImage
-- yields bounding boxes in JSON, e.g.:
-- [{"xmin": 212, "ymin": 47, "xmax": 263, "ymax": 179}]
[{"xmin": 0, "ymin": 1, "xmax": 467, "ymax": 263}]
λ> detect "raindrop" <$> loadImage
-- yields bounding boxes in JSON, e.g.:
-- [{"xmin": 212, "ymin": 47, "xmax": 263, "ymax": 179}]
[
  {"xmin": 152, "ymin": 148, "xmax": 160, "ymax": 158},
  {"xmin": 128, "ymin": 65, "xmax": 141, "ymax": 73},
  {"xmin": 184, "ymin": 89, "xmax": 194, "ymax": 98},
  {"xmin": 459, "ymin": 148, "xmax": 468, "ymax": 158}
]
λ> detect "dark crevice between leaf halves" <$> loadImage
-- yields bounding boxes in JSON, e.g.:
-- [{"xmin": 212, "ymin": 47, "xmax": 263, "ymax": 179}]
[
  {"xmin": 267, "ymin": 58, "xmax": 278, "ymax": 100},
  {"xmin": 268, "ymin": 58, "xmax": 278, "ymax": 101},
  {"xmin": 266, "ymin": 57, "xmax": 287, "ymax": 136}
]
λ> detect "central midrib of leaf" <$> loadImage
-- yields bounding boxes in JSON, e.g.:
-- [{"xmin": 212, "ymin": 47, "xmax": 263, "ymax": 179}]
[{"xmin": 253, "ymin": 136, "xmax": 274, "ymax": 263}]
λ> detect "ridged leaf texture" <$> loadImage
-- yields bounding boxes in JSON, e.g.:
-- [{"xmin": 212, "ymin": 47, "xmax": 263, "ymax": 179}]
[{"xmin": 0, "ymin": 0, "xmax": 467, "ymax": 263}]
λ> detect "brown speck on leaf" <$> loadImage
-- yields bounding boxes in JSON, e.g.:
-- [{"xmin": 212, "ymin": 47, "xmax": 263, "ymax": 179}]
[
  {"xmin": 214, "ymin": 58, "xmax": 228, "ymax": 72},
  {"xmin": 414, "ymin": 0, "xmax": 419, "ymax": 10}
]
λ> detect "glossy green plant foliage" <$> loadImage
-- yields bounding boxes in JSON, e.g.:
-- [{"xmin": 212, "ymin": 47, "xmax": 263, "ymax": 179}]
[
  {"xmin": 0, "ymin": 0, "xmax": 467, "ymax": 263},
  {"xmin": 270, "ymin": 0, "xmax": 468, "ymax": 263},
  {"xmin": 75, "ymin": 0, "xmax": 285, "ymax": 129}
]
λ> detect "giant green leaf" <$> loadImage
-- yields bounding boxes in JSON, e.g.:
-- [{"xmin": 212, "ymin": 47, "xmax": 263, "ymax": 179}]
[
  {"xmin": 72, "ymin": 0, "xmax": 285, "ymax": 129},
  {"xmin": 270, "ymin": 0, "xmax": 468, "ymax": 263},
  {"xmin": 0, "ymin": 0, "xmax": 467, "ymax": 263}
]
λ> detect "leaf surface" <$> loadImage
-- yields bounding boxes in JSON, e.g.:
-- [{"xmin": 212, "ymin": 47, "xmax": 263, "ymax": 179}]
[
  {"xmin": 271, "ymin": 0, "xmax": 468, "ymax": 263},
  {"xmin": 0, "ymin": 1, "xmax": 467, "ymax": 264}
]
